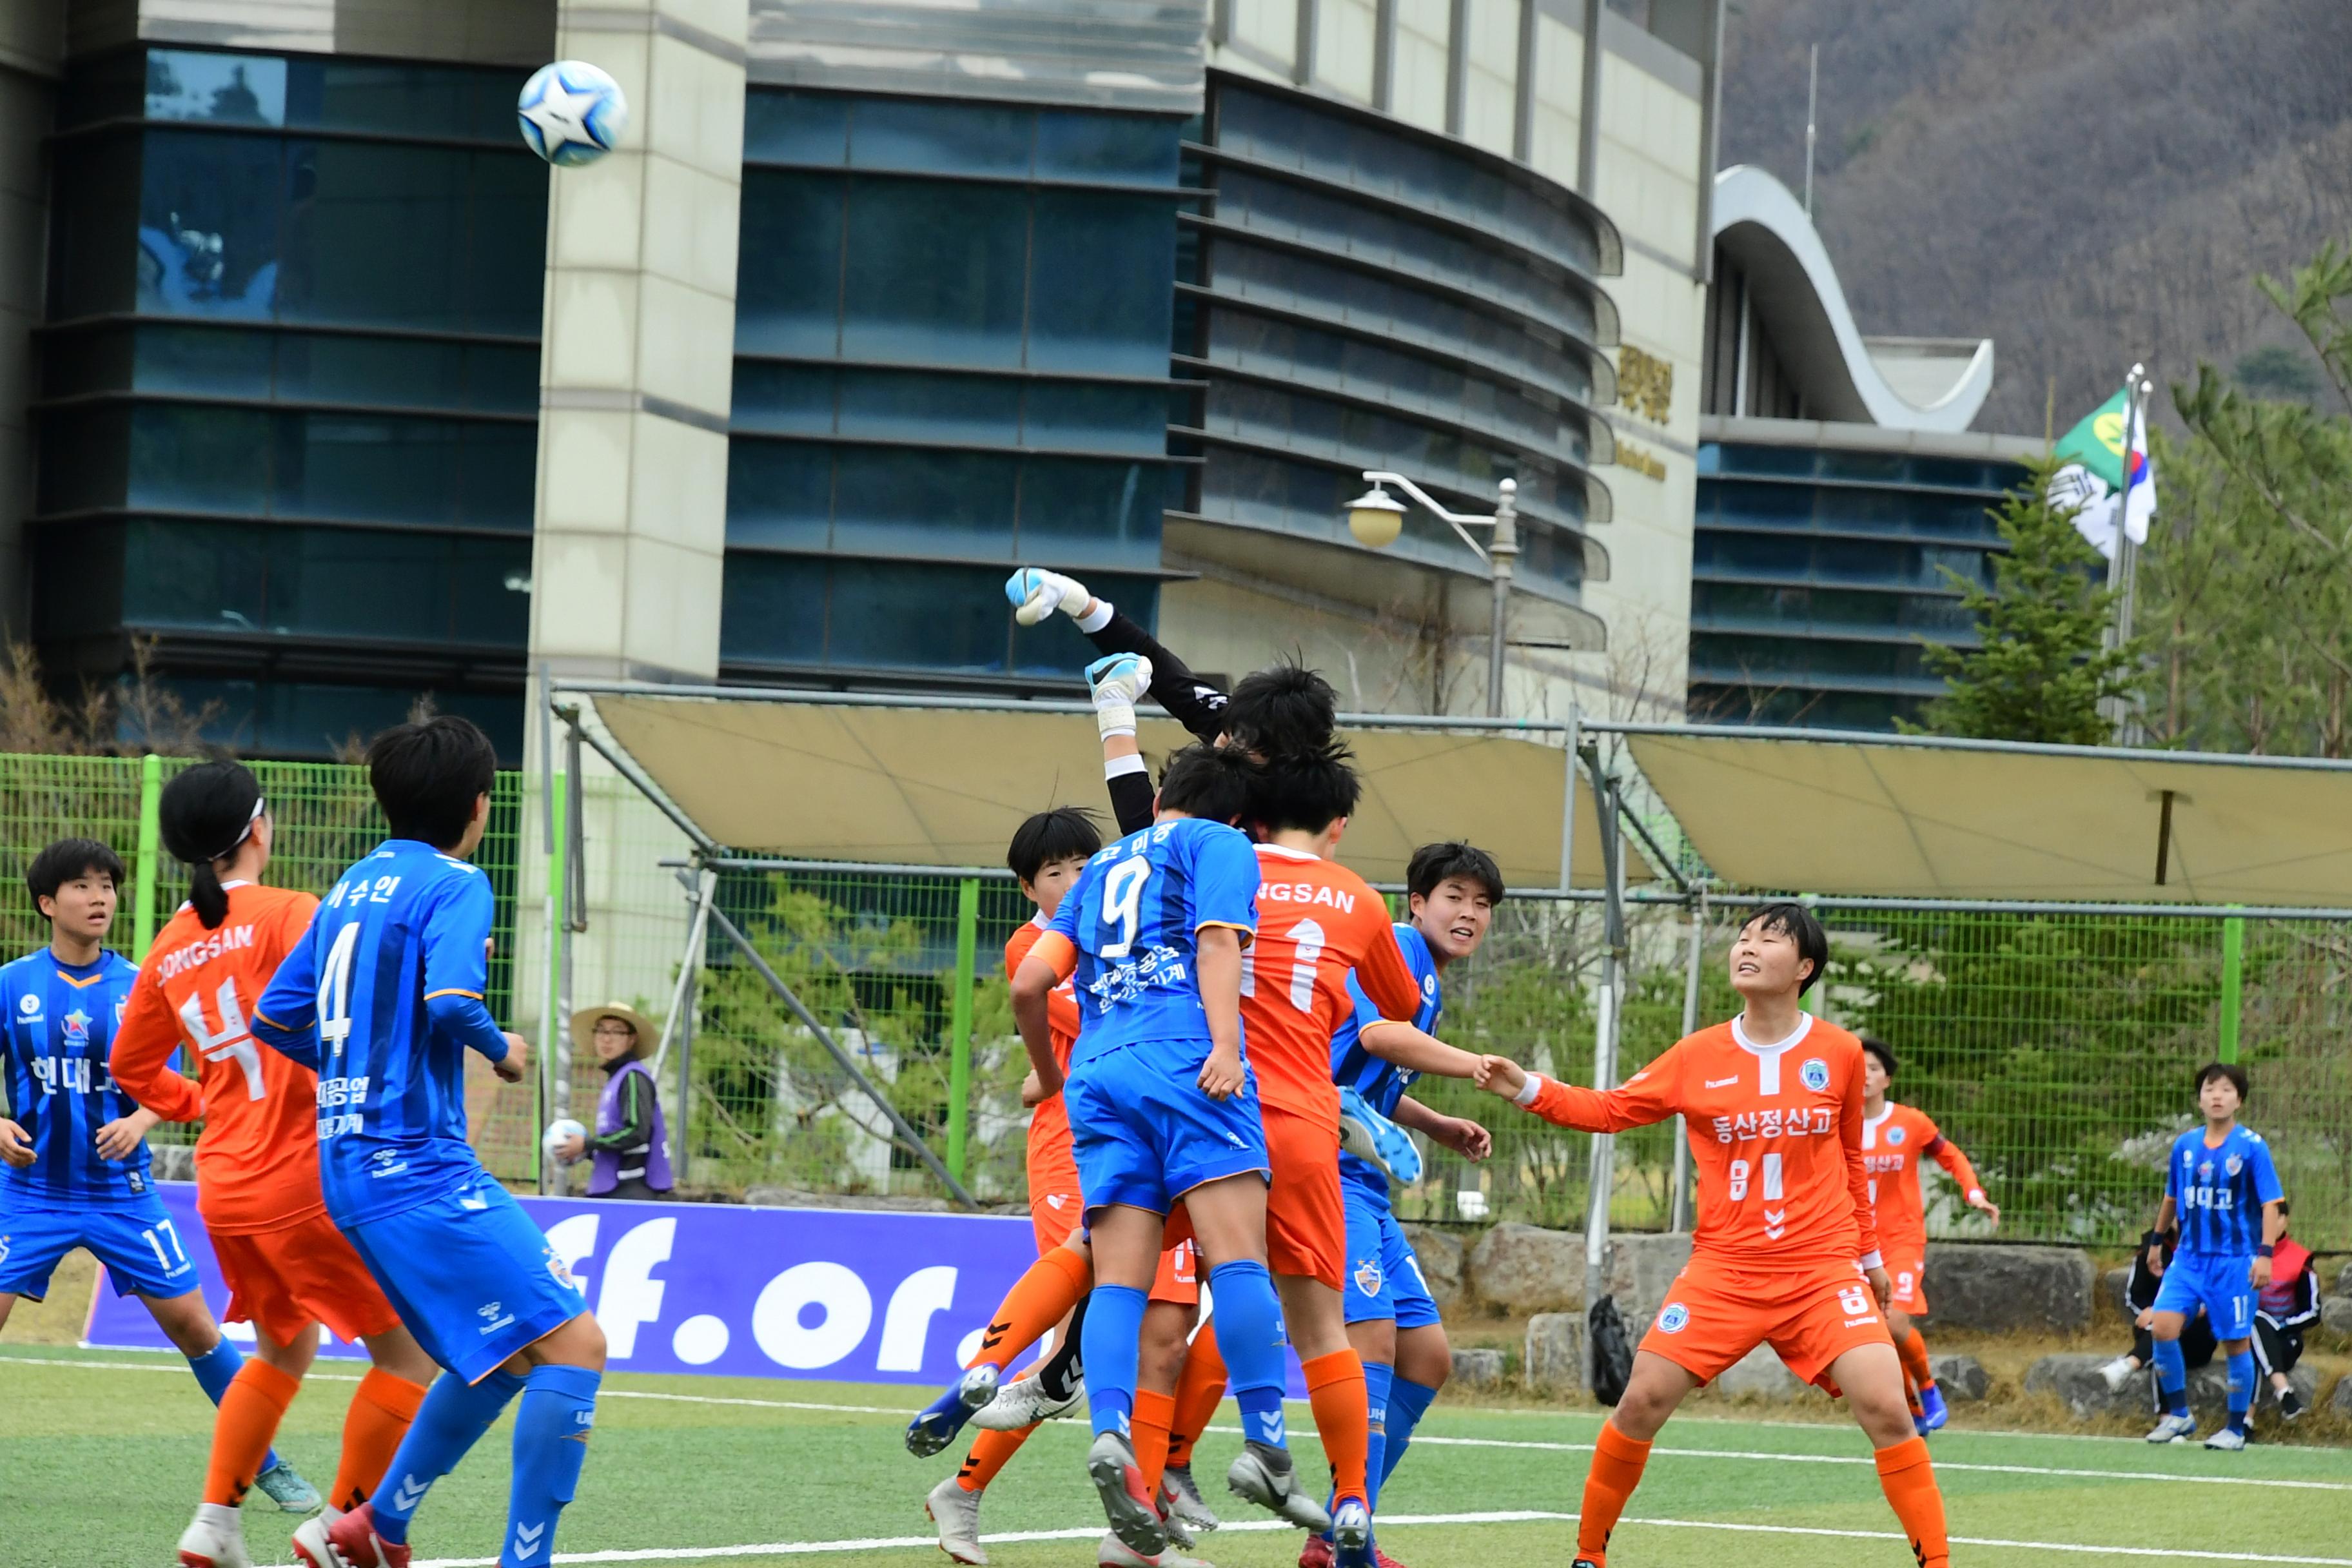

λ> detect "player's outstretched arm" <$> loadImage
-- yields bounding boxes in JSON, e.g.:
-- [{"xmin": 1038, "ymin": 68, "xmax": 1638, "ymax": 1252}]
[
  {"xmin": 1359, "ymin": 1019, "xmax": 1483, "ymax": 1080},
  {"xmin": 251, "ymin": 925, "xmax": 323, "ymax": 1068},
  {"xmin": 1928, "ymin": 1135, "xmax": 1999, "ymax": 1227},
  {"xmin": 1088, "ymin": 652, "xmax": 1157, "ymax": 836},
  {"xmin": 1005, "ymin": 567, "xmax": 1230, "ymax": 743},
  {"xmin": 1392, "ymin": 1093, "xmax": 1491, "ymax": 1160},
  {"xmin": 107, "ymin": 966, "xmax": 204, "ymax": 1122}
]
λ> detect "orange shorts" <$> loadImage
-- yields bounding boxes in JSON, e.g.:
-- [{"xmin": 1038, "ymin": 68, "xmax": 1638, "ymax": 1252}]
[
  {"xmin": 1640, "ymin": 1255, "xmax": 1891, "ymax": 1389},
  {"xmin": 1886, "ymin": 1253, "xmax": 1927, "ymax": 1316},
  {"xmin": 208, "ymin": 1208, "xmax": 402, "ymax": 1348},
  {"xmin": 1262, "ymin": 1102, "xmax": 1344, "ymax": 1291},
  {"xmin": 1033, "ymin": 1184, "xmax": 1199, "ymax": 1306}
]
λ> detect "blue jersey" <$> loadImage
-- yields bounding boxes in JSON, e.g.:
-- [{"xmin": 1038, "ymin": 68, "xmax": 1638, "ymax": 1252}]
[
  {"xmin": 1047, "ymin": 816, "xmax": 1259, "ymax": 1068},
  {"xmin": 253, "ymin": 839, "xmax": 511, "ymax": 1228},
  {"xmin": 1331, "ymin": 923, "xmax": 1443, "ymax": 1198},
  {"xmin": 2164, "ymin": 1122, "xmax": 2282, "ymax": 1257},
  {"xmin": 0, "ymin": 947, "xmax": 149, "ymax": 1206}
]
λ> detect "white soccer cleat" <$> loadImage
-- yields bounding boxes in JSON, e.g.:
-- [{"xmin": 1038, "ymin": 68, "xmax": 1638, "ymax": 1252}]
[
  {"xmin": 2095, "ymin": 1355, "xmax": 2138, "ymax": 1393},
  {"xmin": 1088, "ymin": 1431, "xmax": 1169, "ymax": 1559},
  {"xmin": 2144, "ymin": 1411, "xmax": 2198, "ymax": 1444},
  {"xmin": 177, "ymin": 1504, "xmax": 253, "ymax": 1568},
  {"xmin": 1161, "ymin": 1464, "xmax": 1221, "ymax": 1532},
  {"xmin": 971, "ymin": 1370, "xmax": 1085, "ymax": 1431},
  {"xmin": 1338, "ymin": 1087, "xmax": 1422, "ymax": 1184},
  {"xmin": 926, "ymin": 1474, "xmax": 989, "ymax": 1565},
  {"xmin": 1099, "ymin": 1533, "xmax": 1216, "ymax": 1568},
  {"xmin": 1227, "ymin": 1441, "xmax": 1332, "ymax": 1532},
  {"xmin": 1330, "ymin": 1499, "xmax": 1372, "ymax": 1568},
  {"xmin": 1007, "ymin": 568, "xmax": 1092, "ymax": 626},
  {"xmin": 2203, "ymin": 1426, "xmax": 2248, "ymax": 1451}
]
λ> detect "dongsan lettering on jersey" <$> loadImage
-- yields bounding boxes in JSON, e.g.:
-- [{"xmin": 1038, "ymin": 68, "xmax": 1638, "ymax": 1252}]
[
  {"xmin": 152, "ymin": 923, "xmax": 258, "ymax": 983},
  {"xmin": 1262, "ymin": 880, "xmax": 1357, "ymax": 914}
]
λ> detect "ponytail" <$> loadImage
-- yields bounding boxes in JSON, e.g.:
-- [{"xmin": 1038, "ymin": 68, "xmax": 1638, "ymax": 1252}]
[{"xmin": 157, "ymin": 761, "xmax": 266, "ymax": 931}]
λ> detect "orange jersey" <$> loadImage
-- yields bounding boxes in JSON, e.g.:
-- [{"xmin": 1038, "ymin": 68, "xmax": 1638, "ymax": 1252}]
[
  {"xmin": 1240, "ymin": 845, "xmax": 1422, "ymax": 1130},
  {"xmin": 1861, "ymin": 1101, "xmax": 1983, "ymax": 1259},
  {"xmin": 1008, "ymin": 915, "xmax": 1084, "ymax": 1200},
  {"xmin": 109, "ymin": 883, "xmax": 325, "ymax": 1235},
  {"xmin": 1520, "ymin": 1013, "xmax": 1879, "ymax": 1268}
]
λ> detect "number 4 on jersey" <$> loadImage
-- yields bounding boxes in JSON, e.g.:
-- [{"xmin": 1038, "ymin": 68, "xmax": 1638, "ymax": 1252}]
[{"xmin": 177, "ymin": 979, "xmax": 266, "ymax": 1102}]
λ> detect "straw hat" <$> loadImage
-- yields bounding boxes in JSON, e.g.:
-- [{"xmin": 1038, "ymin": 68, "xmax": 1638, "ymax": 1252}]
[{"xmin": 570, "ymin": 1001, "xmax": 660, "ymax": 1057}]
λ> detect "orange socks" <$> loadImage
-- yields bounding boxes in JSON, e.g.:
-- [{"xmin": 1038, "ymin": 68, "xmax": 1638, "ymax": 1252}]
[
  {"xmin": 1164, "ymin": 1328, "xmax": 1229, "ymax": 1469},
  {"xmin": 1302, "ymin": 1349, "xmax": 1370, "ymax": 1510},
  {"xmin": 1132, "ymin": 1387, "xmax": 1177, "ymax": 1495},
  {"xmin": 957, "ymin": 1426, "xmax": 1032, "ymax": 1494},
  {"xmin": 972, "ymin": 1248, "xmax": 1092, "ymax": 1371},
  {"xmin": 1578, "ymin": 1421, "xmax": 1652, "ymax": 1560},
  {"xmin": 205, "ymin": 1358, "xmax": 301, "ymax": 1506},
  {"xmin": 1895, "ymin": 1324, "xmax": 1937, "ymax": 1393},
  {"xmin": 1874, "ymin": 1435, "xmax": 1950, "ymax": 1568},
  {"xmin": 331, "ymin": 1367, "xmax": 429, "ymax": 1513}
]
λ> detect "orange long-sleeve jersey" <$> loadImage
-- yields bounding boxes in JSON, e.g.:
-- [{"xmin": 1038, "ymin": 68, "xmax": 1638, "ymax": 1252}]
[
  {"xmin": 1241, "ymin": 844, "xmax": 1422, "ymax": 1132},
  {"xmin": 1515, "ymin": 1012, "xmax": 1881, "ymax": 1269},
  {"xmin": 108, "ymin": 883, "xmax": 326, "ymax": 1235},
  {"xmin": 1861, "ymin": 1101, "xmax": 1983, "ymax": 1260},
  {"xmin": 1008, "ymin": 914, "xmax": 1084, "ymax": 1200}
]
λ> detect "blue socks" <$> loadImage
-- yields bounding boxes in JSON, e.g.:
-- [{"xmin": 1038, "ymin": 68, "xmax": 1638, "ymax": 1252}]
[
  {"xmin": 186, "ymin": 1338, "xmax": 284, "ymax": 1474},
  {"xmin": 1208, "ymin": 1261, "xmax": 1290, "ymax": 1448},
  {"xmin": 2151, "ymin": 1336, "xmax": 2189, "ymax": 1416},
  {"xmin": 505, "ymin": 1365, "xmax": 601, "ymax": 1567},
  {"xmin": 1084, "ymin": 1284, "xmax": 1148, "ymax": 1440},
  {"xmin": 1361, "ymin": 1360, "xmax": 1393, "ymax": 1511},
  {"xmin": 2226, "ymin": 1348, "xmax": 2254, "ymax": 1434},
  {"xmin": 371, "ymin": 1369, "xmax": 526, "ymax": 1545},
  {"xmin": 1382, "ymin": 1374, "xmax": 1439, "ymax": 1485}
]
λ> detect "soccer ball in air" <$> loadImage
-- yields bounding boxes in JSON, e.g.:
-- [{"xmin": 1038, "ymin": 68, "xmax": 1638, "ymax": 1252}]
[
  {"xmin": 543, "ymin": 1117, "xmax": 589, "ymax": 1165},
  {"xmin": 518, "ymin": 61, "xmax": 629, "ymax": 166}
]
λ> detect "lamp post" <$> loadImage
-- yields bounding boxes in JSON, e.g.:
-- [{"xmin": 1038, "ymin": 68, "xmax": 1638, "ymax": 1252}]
[{"xmin": 1344, "ymin": 471, "xmax": 1519, "ymax": 718}]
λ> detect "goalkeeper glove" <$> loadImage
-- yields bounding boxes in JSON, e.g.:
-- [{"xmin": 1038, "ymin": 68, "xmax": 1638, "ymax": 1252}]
[
  {"xmin": 1086, "ymin": 653, "xmax": 1153, "ymax": 740},
  {"xmin": 1005, "ymin": 567, "xmax": 1092, "ymax": 626}
]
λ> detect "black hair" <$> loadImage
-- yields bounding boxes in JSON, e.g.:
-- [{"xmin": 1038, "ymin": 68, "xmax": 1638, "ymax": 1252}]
[
  {"xmin": 1859, "ymin": 1035, "xmax": 1897, "ymax": 1077},
  {"xmin": 1220, "ymin": 660, "xmax": 1337, "ymax": 761},
  {"xmin": 1253, "ymin": 743, "xmax": 1362, "ymax": 834},
  {"xmin": 159, "ymin": 761, "xmax": 264, "ymax": 930},
  {"xmin": 1156, "ymin": 744, "xmax": 1260, "ymax": 824},
  {"xmin": 27, "ymin": 837, "xmax": 126, "ymax": 912},
  {"xmin": 1738, "ymin": 900, "xmax": 1829, "ymax": 992},
  {"xmin": 1007, "ymin": 806, "xmax": 1102, "ymax": 883},
  {"xmin": 1407, "ymin": 841, "xmax": 1505, "ymax": 904},
  {"xmin": 2195, "ymin": 1060, "xmax": 2250, "ymax": 1101},
  {"xmin": 367, "ymin": 714, "xmax": 498, "ymax": 849}
]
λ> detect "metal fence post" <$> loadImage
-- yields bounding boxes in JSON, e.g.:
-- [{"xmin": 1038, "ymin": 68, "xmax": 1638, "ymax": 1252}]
[
  {"xmin": 2218, "ymin": 910, "xmax": 2246, "ymax": 1064},
  {"xmin": 132, "ymin": 753, "xmax": 162, "ymax": 960},
  {"xmin": 946, "ymin": 876, "xmax": 980, "ymax": 1182},
  {"xmin": 538, "ymin": 762, "xmax": 567, "ymax": 1194}
]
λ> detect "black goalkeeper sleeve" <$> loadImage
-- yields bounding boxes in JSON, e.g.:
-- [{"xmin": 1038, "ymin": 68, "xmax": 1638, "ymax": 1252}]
[{"xmin": 1083, "ymin": 609, "xmax": 1230, "ymax": 745}]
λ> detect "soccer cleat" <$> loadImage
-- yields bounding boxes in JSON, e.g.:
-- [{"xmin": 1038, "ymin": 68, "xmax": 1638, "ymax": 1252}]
[
  {"xmin": 925, "ymin": 1474, "xmax": 989, "ymax": 1565},
  {"xmin": 1571, "ymin": 1556, "xmax": 1606, "ymax": 1568},
  {"xmin": 972, "ymin": 1369, "xmax": 1085, "ymax": 1431},
  {"xmin": 1006, "ymin": 568, "xmax": 1092, "ymax": 626},
  {"xmin": 1298, "ymin": 1536, "xmax": 1335, "ymax": 1568},
  {"xmin": 2280, "ymin": 1387, "xmax": 2306, "ymax": 1421},
  {"xmin": 177, "ymin": 1505, "xmax": 253, "ymax": 1568},
  {"xmin": 1330, "ymin": 1500, "xmax": 1372, "ymax": 1568},
  {"xmin": 2204, "ymin": 1426, "xmax": 2249, "ymax": 1451},
  {"xmin": 2144, "ymin": 1412, "xmax": 2198, "ymax": 1444},
  {"xmin": 1338, "ymin": 1087, "xmax": 1422, "ymax": 1185},
  {"xmin": 1089, "ymin": 1431, "xmax": 1168, "ymax": 1558},
  {"xmin": 293, "ymin": 1502, "xmax": 409, "ymax": 1568},
  {"xmin": 1099, "ymin": 1533, "xmax": 1216, "ymax": 1568},
  {"xmin": 908, "ymin": 1364, "xmax": 1002, "ymax": 1457},
  {"xmin": 1162, "ymin": 1508, "xmax": 1196, "ymax": 1551},
  {"xmin": 1374, "ymin": 1549, "xmax": 1414, "ymax": 1568},
  {"xmin": 1161, "ymin": 1464, "xmax": 1221, "ymax": 1532},
  {"xmin": 256, "ymin": 1457, "xmax": 324, "ymax": 1514},
  {"xmin": 1226, "ymin": 1441, "xmax": 1332, "ymax": 1533},
  {"xmin": 1916, "ymin": 1384, "xmax": 1949, "ymax": 1433},
  {"xmin": 2095, "ymin": 1355, "xmax": 2139, "ymax": 1393}
]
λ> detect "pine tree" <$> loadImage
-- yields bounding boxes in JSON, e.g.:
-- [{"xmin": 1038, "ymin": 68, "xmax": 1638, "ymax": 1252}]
[{"xmin": 1903, "ymin": 458, "xmax": 2137, "ymax": 745}]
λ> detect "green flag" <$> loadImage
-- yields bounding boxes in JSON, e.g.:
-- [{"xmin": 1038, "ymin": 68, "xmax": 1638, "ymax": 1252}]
[{"xmin": 2052, "ymin": 386, "xmax": 2132, "ymax": 488}]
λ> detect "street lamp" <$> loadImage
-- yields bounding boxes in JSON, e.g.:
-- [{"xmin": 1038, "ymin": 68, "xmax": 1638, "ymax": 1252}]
[{"xmin": 1341, "ymin": 471, "xmax": 1519, "ymax": 718}]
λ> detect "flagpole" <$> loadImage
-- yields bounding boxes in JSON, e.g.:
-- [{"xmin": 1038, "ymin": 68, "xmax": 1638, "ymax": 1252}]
[{"xmin": 2102, "ymin": 368, "xmax": 2149, "ymax": 742}]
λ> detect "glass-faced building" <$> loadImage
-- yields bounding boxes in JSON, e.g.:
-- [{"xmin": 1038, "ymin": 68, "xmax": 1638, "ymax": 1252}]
[
  {"xmin": 0, "ymin": 0, "xmax": 1729, "ymax": 758},
  {"xmin": 1692, "ymin": 164, "xmax": 2036, "ymax": 731}
]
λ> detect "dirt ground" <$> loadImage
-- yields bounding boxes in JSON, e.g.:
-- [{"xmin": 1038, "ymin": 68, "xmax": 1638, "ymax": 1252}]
[{"xmin": 0, "ymin": 1248, "xmax": 97, "ymax": 1346}]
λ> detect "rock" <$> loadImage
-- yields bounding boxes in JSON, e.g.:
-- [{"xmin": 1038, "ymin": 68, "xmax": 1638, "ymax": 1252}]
[
  {"xmin": 1605, "ymin": 1232, "xmax": 1692, "ymax": 1333},
  {"xmin": 1403, "ymin": 1224, "xmax": 1465, "ymax": 1309},
  {"xmin": 1451, "ymin": 1348, "xmax": 1505, "ymax": 1388},
  {"xmin": 149, "ymin": 1143, "xmax": 195, "ymax": 1183},
  {"xmin": 2025, "ymin": 1353, "xmax": 2146, "ymax": 1422},
  {"xmin": 1524, "ymin": 1312, "xmax": 1583, "ymax": 1390},
  {"xmin": 1929, "ymin": 1353, "xmax": 1991, "ymax": 1402},
  {"xmin": 2323, "ymin": 1295, "xmax": 2352, "ymax": 1338},
  {"xmin": 2099, "ymin": 1266, "xmax": 2133, "ymax": 1315},
  {"xmin": 2338, "ymin": 1262, "xmax": 2352, "ymax": 1297},
  {"xmin": 1714, "ymin": 1342, "xmax": 1806, "ymax": 1400},
  {"xmin": 1467, "ymin": 1222, "xmax": 1585, "ymax": 1313},
  {"xmin": 2333, "ymin": 1374, "xmax": 2352, "ymax": 1418},
  {"xmin": 1923, "ymin": 1244, "xmax": 2095, "ymax": 1332}
]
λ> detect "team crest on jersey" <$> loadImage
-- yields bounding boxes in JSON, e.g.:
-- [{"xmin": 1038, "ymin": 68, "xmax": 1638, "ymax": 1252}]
[
  {"xmin": 544, "ymin": 1246, "xmax": 579, "ymax": 1291},
  {"xmin": 1800, "ymin": 1057, "xmax": 1830, "ymax": 1092},
  {"xmin": 1354, "ymin": 1259, "xmax": 1384, "ymax": 1297},
  {"xmin": 61, "ymin": 1008, "xmax": 89, "ymax": 1043},
  {"xmin": 2226, "ymin": 1154, "xmax": 2243, "ymax": 1177},
  {"xmin": 1886, "ymin": 1126, "xmax": 1906, "ymax": 1146},
  {"xmin": 1657, "ymin": 1302, "xmax": 1690, "ymax": 1334}
]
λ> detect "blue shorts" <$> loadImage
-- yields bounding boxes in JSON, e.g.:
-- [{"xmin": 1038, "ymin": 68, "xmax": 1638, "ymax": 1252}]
[
  {"xmin": 342, "ymin": 1171, "xmax": 584, "ymax": 1383},
  {"xmin": 0, "ymin": 1190, "xmax": 201, "ymax": 1300},
  {"xmin": 1066, "ymin": 1043, "xmax": 1270, "ymax": 1217},
  {"xmin": 1341, "ymin": 1184, "xmax": 1440, "ymax": 1331},
  {"xmin": 2154, "ymin": 1251, "xmax": 2256, "ymax": 1341}
]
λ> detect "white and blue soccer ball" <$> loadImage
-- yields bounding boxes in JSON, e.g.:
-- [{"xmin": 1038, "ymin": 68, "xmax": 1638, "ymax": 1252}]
[
  {"xmin": 542, "ymin": 1117, "xmax": 589, "ymax": 1165},
  {"xmin": 517, "ymin": 61, "xmax": 629, "ymax": 167}
]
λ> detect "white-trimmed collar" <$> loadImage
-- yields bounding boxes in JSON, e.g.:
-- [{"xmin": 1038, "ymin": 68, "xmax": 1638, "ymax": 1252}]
[
  {"xmin": 1257, "ymin": 843, "xmax": 1318, "ymax": 862},
  {"xmin": 220, "ymin": 880, "xmax": 253, "ymax": 892},
  {"xmin": 1028, "ymin": 910, "xmax": 1050, "ymax": 930},
  {"xmin": 1730, "ymin": 1011, "xmax": 1814, "ymax": 1055}
]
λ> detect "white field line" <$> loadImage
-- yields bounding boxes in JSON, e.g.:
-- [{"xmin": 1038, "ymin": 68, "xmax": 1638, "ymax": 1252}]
[
  {"xmin": 239, "ymin": 1511, "xmax": 2352, "ymax": 1568},
  {"xmin": 14, "ymin": 1353, "xmax": 2347, "ymax": 1493}
]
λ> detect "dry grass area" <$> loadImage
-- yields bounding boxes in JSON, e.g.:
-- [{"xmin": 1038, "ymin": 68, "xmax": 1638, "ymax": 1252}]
[{"xmin": 1, "ymin": 1249, "xmax": 97, "ymax": 1346}]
